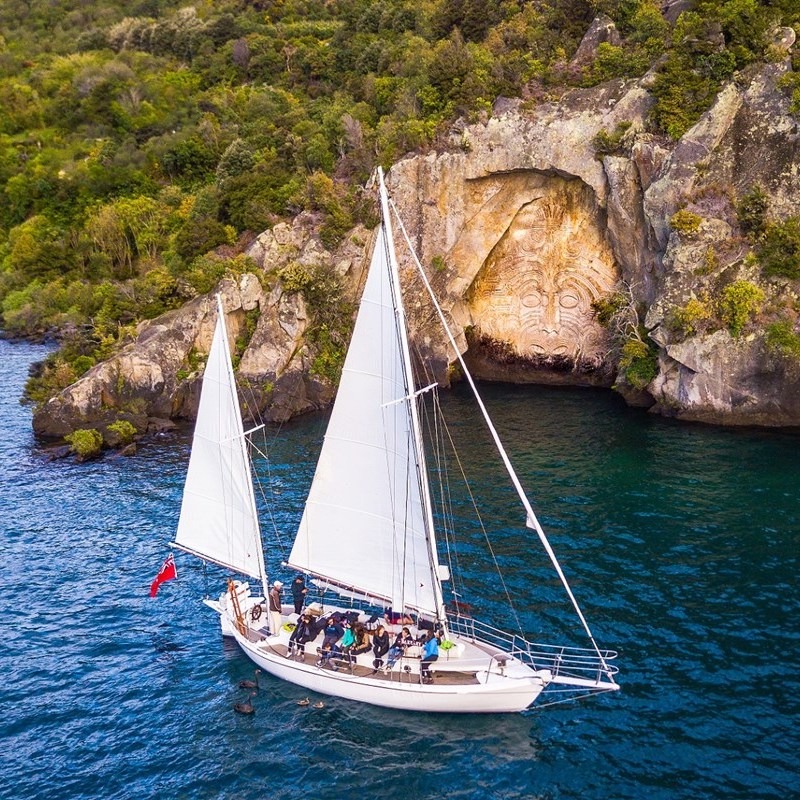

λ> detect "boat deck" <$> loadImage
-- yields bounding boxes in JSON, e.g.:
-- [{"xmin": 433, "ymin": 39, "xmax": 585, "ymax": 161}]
[{"xmin": 262, "ymin": 641, "xmax": 481, "ymax": 686}]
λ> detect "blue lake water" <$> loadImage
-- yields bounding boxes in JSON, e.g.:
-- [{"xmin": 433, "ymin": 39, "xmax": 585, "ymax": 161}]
[{"xmin": 1, "ymin": 338, "xmax": 798, "ymax": 800}]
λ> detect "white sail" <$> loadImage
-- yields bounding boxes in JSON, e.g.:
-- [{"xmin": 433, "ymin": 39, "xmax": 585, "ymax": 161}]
[
  {"xmin": 288, "ymin": 225, "xmax": 439, "ymax": 616},
  {"xmin": 174, "ymin": 297, "xmax": 265, "ymax": 585}
]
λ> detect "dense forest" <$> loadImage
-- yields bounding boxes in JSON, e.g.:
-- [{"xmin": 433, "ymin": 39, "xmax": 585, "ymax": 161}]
[{"xmin": 1, "ymin": 0, "xmax": 798, "ymax": 405}]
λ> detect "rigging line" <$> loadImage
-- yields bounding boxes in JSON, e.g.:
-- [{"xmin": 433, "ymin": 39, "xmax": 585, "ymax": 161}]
[
  {"xmin": 523, "ymin": 688, "xmax": 617, "ymax": 712},
  {"xmin": 248, "ymin": 439, "xmax": 289, "ymax": 559},
  {"xmin": 389, "ymin": 199, "xmax": 613, "ymax": 678},
  {"xmin": 379, "ymin": 397, "xmax": 403, "ymax": 613},
  {"xmin": 406, "ymin": 318, "xmax": 463, "ymax": 606},
  {"xmin": 430, "ymin": 396, "xmax": 458, "ymax": 601},
  {"xmin": 231, "ymin": 367, "xmax": 286, "ymax": 558},
  {"xmin": 436, "ymin": 398, "xmax": 526, "ymax": 640},
  {"xmin": 430, "ymin": 390, "xmax": 466, "ymax": 608}
]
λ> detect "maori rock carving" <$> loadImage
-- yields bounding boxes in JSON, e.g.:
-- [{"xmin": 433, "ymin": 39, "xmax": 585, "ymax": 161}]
[{"xmin": 468, "ymin": 189, "xmax": 618, "ymax": 366}]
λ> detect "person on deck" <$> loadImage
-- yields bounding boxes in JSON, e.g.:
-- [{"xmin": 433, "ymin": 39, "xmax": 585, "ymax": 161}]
[
  {"xmin": 370, "ymin": 624, "xmax": 390, "ymax": 673},
  {"xmin": 348, "ymin": 623, "xmax": 371, "ymax": 662},
  {"xmin": 290, "ymin": 574, "xmax": 308, "ymax": 616},
  {"xmin": 315, "ymin": 616, "xmax": 345, "ymax": 667},
  {"xmin": 339, "ymin": 620, "xmax": 356, "ymax": 654},
  {"xmin": 385, "ymin": 627, "xmax": 414, "ymax": 671},
  {"xmin": 288, "ymin": 612, "xmax": 317, "ymax": 659},
  {"xmin": 268, "ymin": 580, "xmax": 283, "ymax": 635},
  {"xmin": 420, "ymin": 630, "xmax": 439, "ymax": 684},
  {"xmin": 384, "ymin": 607, "xmax": 414, "ymax": 625}
]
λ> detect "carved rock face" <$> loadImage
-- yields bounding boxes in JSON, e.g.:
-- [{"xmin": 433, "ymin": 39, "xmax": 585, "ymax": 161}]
[{"xmin": 467, "ymin": 183, "xmax": 617, "ymax": 365}]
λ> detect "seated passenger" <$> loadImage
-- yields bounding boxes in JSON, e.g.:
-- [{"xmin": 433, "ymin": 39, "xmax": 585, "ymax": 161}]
[
  {"xmin": 315, "ymin": 616, "xmax": 344, "ymax": 668},
  {"xmin": 287, "ymin": 613, "xmax": 317, "ymax": 658},
  {"xmin": 320, "ymin": 616, "xmax": 344, "ymax": 649},
  {"xmin": 370, "ymin": 624, "xmax": 390, "ymax": 672},
  {"xmin": 316, "ymin": 641, "xmax": 342, "ymax": 669},
  {"xmin": 420, "ymin": 630, "xmax": 439, "ymax": 683},
  {"xmin": 348, "ymin": 622, "xmax": 371, "ymax": 661},
  {"xmin": 339, "ymin": 621, "xmax": 356, "ymax": 654},
  {"xmin": 385, "ymin": 627, "xmax": 415, "ymax": 671}
]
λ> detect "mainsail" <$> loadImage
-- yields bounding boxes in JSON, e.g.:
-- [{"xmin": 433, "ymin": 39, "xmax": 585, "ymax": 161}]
[
  {"xmin": 288, "ymin": 223, "xmax": 440, "ymax": 617},
  {"xmin": 174, "ymin": 296, "xmax": 266, "ymax": 589}
]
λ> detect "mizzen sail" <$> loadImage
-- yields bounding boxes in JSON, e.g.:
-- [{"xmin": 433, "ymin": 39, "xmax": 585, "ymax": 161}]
[{"xmin": 174, "ymin": 296, "xmax": 265, "ymax": 584}]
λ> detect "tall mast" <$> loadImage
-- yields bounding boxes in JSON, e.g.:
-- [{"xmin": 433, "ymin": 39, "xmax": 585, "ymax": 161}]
[{"xmin": 378, "ymin": 168, "xmax": 447, "ymax": 631}]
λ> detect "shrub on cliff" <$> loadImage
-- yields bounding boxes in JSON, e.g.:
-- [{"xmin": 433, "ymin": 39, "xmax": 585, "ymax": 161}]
[
  {"xmin": 65, "ymin": 428, "xmax": 104, "ymax": 460},
  {"xmin": 670, "ymin": 209, "xmax": 703, "ymax": 236},
  {"xmin": 765, "ymin": 320, "xmax": 800, "ymax": 359},
  {"xmin": 758, "ymin": 218, "xmax": 800, "ymax": 279},
  {"xmin": 591, "ymin": 292, "xmax": 626, "ymax": 326},
  {"xmin": 737, "ymin": 186, "xmax": 768, "ymax": 239},
  {"xmin": 592, "ymin": 122, "xmax": 633, "ymax": 158},
  {"xmin": 107, "ymin": 420, "xmax": 137, "ymax": 446},
  {"xmin": 777, "ymin": 70, "xmax": 800, "ymax": 115},
  {"xmin": 619, "ymin": 338, "xmax": 659, "ymax": 389},
  {"xmin": 719, "ymin": 280, "xmax": 765, "ymax": 336},
  {"xmin": 668, "ymin": 295, "xmax": 715, "ymax": 338}
]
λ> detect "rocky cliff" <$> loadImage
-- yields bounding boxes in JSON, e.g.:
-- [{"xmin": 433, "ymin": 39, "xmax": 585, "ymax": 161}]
[
  {"xmin": 383, "ymin": 37, "xmax": 800, "ymax": 425},
  {"xmin": 33, "ymin": 220, "xmax": 370, "ymax": 443},
  {"xmin": 33, "ymin": 29, "xmax": 800, "ymax": 443}
]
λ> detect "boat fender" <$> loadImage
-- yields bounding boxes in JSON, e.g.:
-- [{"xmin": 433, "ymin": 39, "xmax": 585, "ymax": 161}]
[{"xmin": 250, "ymin": 604, "xmax": 263, "ymax": 622}]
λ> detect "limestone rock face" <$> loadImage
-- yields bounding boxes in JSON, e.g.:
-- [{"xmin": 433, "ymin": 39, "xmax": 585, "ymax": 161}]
[
  {"xmin": 384, "ymin": 61, "xmax": 800, "ymax": 425},
  {"xmin": 33, "ymin": 207, "xmax": 374, "ymax": 439},
  {"xmin": 386, "ymin": 80, "xmax": 654, "ymax": 387},
  {"xmin": 650, "ymin": 331, "xmax": 800, "ymax": 426},
  {"xmin": 34, "ymin": 278, "xmax": 258, "ymax": 440}
]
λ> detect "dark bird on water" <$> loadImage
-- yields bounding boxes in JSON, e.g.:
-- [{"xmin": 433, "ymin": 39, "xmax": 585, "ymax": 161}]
[
  {"xmin": 234, "ymin": 693, "xmax": 256, "ymax": 715},
  {"xmin": 239, "ymin": 669, "xmax": 261, "ymax": 690}
]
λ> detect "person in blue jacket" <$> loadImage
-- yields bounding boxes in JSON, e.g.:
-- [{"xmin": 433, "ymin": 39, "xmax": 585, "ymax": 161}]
[
  {"xmin": 420, "ymin": 630, "xmax": 439, "ymax": 683},
  {"xmin": 316, "ymin": 616, "xmax": 344, "ymax": 667}
]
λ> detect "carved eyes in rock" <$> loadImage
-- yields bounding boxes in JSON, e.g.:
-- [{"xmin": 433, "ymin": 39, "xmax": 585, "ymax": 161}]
[
  {"xmin": 558, "ymin": 292, "xmax": 580, "ymax": 309},
  {"xmin": 520, "ymin": 289, "xmax": 582, "ymax": 314}
]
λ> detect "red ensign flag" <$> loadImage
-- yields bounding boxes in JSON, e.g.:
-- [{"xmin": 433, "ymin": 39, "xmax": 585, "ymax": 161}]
[{"xmin": 150, "ymin": 553, "xmax": 177, "ymax": 597}]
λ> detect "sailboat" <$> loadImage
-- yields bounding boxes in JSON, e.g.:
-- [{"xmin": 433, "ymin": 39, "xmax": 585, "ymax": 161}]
[{"xmin": 170, "ymin": 168, "xmax": 619, "ymax": 713}]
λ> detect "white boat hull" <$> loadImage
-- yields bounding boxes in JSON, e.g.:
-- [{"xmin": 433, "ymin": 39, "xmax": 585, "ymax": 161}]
[
  {"xmin": 241, "ymin": 638, "xmax": 544, "ymax": 713},
  {"xmin": 215, "ymin": 602, "xmax": 546, "ymax": 713}
]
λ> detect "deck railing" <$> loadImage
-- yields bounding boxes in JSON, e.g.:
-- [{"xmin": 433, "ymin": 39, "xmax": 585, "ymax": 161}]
[{"xmin": 445, "ymin": 613, "xmax": 618, "ymax": 686}]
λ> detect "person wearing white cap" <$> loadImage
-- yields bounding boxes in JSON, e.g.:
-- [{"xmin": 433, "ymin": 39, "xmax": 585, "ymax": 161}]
[{"xmin": 268, "ymin": 580, "xmax": 283, "ymax": 635}]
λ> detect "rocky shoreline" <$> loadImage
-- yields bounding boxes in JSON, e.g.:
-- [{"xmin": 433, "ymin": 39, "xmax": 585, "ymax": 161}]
[{"xmin": 28, "ymin": 33, "xmax": 800, "ymax": 452}]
